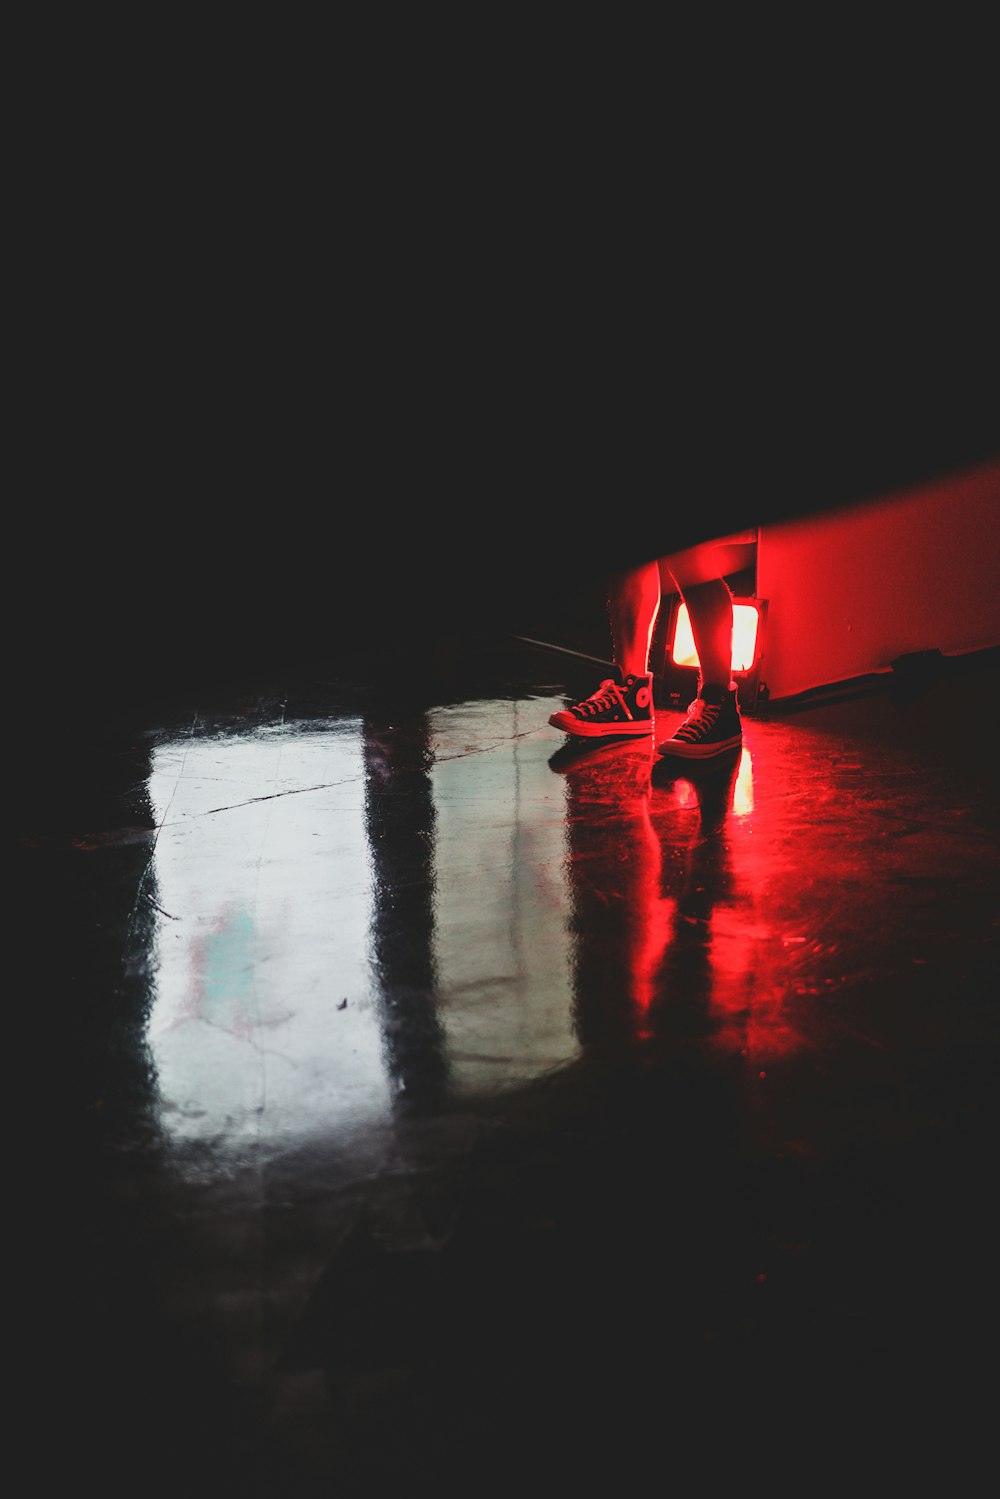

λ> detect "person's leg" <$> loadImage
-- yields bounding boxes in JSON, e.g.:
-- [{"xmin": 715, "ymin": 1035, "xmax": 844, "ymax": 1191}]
[
  {"xmin": 548, "ymin": 563, "xmax": 660, "ymax": 739},
  {"xmin": 608, "ymin": 562, "xmax": 662, "ymax": 677},
  {"xmin": 548, "ymin": 532, "xmax": 752, "ymax": 745},
  {"xmin": 658, "ymin": 541, "xmax": 743, "ymax": 760},
  {"xmin": 666, "ymin": 575, "xmax": 734, "ymax": 692},
  {"xmin": 658, "ymin": 537, "xmax": 744, "ymax": 690}
]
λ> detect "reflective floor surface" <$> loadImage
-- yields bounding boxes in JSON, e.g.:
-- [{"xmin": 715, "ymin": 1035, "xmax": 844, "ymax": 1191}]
[{"xmin": 20, "ymin": 636, "xmax": 1000, "ymax": 1493}]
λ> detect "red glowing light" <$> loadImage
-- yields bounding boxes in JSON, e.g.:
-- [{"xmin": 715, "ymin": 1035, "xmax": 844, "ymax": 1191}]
[{"xmin": 671, "ymin": 602, "xmax": 762, "ymax": 673}]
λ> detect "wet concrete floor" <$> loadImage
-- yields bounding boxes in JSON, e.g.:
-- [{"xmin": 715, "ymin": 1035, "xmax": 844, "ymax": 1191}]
[{"xmin": 19, "ymin": 634, "xmax": 999, "ymax": 1493}]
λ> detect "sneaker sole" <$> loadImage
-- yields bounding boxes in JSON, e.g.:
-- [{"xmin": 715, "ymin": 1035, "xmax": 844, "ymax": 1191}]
[
  {"xmin": 549, "ymin": 712, "xmax": 654, "ymax": 738},
  {"xmin": 657, "ymin": 732, "xmax": 742, "ymax": 759}
]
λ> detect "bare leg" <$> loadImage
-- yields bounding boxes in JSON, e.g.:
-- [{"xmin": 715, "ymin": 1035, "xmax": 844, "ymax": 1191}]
[
  {"xmin": 608, "ymin": 563, "xmax": 661, "ymax": 677},
  {"xmin": 658, "ymin": 558, "xmax": 742, "ymax": 760},
  {"xmin": 660, "ymin": 539, "xmax": 742, "ymax": 693},
  {"xmin": 668, "ymin": 575, "xmax": 734, "ymax": 691}
]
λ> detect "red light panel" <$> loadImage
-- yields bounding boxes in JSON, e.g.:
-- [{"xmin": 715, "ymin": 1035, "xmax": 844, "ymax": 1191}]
[{"xmin": 671, "ymin": 601, "xmax": 762, "ymax": 673}]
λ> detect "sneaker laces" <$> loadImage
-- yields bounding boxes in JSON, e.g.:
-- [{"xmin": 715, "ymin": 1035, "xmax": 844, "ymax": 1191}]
[
  {"xmin": 678, "ymin": 696, "xmax": 720, "ymax": 737},
  {"xmin": 576, "ymin": 677, "xmax": 626, "ymax": 716}
]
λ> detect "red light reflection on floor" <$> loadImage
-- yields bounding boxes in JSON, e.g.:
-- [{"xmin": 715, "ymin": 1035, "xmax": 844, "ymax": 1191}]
[{"xmin": 560, "ymin": 742, "xmax": 808, "ymax": 1063}]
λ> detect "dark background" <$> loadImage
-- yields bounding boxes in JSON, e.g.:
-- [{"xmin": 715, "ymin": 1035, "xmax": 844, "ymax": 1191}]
[{"xmin": 15, "ymin": 37, "xmax": 999, "ymax": 725}]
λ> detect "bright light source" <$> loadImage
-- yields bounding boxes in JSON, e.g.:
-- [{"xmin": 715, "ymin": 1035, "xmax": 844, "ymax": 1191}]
[{"xmin": 671, "ymin": 601, "xmax": 762, "ymax": 673}]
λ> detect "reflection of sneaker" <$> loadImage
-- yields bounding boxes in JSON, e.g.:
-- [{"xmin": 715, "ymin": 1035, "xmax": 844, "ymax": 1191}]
[
  {"xmin": 657, "ymin": 682, "xmax": 742, "ymax": 759},
  {"xmin": 548, "ymin": 670, "xmax": 654, "ymax": 738},
  {"xmin": 548, "ymin": 736, "xmax": 655, "ymax": 776}
]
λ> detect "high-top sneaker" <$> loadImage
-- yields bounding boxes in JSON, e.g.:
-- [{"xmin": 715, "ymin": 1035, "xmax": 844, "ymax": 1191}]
[
  {"xmin": 657, "ymin": 681, "xmax": 742, "ymax": 759},
  {"xmin": 548, "ymin": 669, "xmax": 655, "ymax": 738}
]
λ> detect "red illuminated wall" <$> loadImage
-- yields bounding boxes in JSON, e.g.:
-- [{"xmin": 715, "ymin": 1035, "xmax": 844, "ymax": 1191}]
[{"xmin": 755, "ymin": 457, "xmax": 1000, "ymax": 701}]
